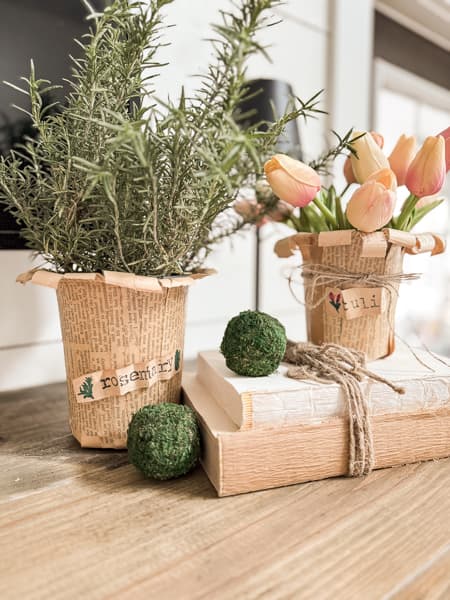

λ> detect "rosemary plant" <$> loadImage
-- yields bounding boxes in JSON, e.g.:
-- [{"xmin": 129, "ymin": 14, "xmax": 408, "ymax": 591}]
[{"xmin": 0, "ymin": 0, "xmax": 321, "ymax": 276}]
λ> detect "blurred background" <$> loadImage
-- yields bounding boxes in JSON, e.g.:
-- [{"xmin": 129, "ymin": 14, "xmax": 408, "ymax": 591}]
[{"xmin": 0, "ymin": 0, "xmax": 449, "ymax": 391}]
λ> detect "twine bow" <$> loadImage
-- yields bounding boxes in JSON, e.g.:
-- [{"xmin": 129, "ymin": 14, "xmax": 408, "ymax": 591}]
[
  {"xmin": 288, "ymin": 263, "xmax": 421, "ymax": 310},
  {"xmin": 284, "ymin": 340, "xmax": 405, "ymax": 477}
]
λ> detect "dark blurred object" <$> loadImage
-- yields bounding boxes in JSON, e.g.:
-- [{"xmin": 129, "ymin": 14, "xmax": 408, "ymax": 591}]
[
  {"xmin": 237, "ymin": 78, "xmax": 302, "ymax": 158},
  {"xmin": 0, "ymin": 0, "xmax": 108, "ymax": 250},
  {"xmin": 0, "ymin": 113, "xmax": 35, "ymax": 249},
  {"xmin": 0, "ymin": 94, "xmax": 60, "ymax": 248},
  {"xmin": 236, "ymin": 79, "xmax": 301, "ymax": 310}
]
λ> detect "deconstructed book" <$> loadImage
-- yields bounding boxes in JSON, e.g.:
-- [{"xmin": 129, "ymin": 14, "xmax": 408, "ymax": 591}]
[{"xmin": 183, "ymin": 350, "xmax": 450, "ymax": 496}]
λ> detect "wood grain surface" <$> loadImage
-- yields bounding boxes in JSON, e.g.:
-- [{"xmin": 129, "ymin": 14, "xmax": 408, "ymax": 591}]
[{"xmin": 1, "ymin": 383, "xmax": 449, "ymax": 600}]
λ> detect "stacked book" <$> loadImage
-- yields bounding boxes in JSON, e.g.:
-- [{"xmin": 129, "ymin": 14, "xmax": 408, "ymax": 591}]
[{"xmin": 182, "ymin": 350, "xmax": 450, "ymax": 496}]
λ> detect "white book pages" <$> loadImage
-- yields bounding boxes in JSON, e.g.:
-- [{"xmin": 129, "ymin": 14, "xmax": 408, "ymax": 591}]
[{"xmin": 197, "ymin": 350, "xmax": 450, "ymax": 429}]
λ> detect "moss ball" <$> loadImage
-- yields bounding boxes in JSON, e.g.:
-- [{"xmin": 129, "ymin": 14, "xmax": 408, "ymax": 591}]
[
  {"xmin": 127, "ymin": 403, "xmax": 200, "ymax": 480},
  {"xmin": 220, "ymin": 310, "xmax": 287, "ymax": 377}
]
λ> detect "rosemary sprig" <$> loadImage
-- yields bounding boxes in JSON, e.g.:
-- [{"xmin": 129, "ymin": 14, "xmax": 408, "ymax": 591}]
[{"xmin": 0, "ymin": 0, "xmax": 320, "ymax": 277}]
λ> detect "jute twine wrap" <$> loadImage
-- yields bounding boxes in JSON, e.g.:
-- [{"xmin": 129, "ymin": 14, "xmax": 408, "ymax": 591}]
[
  {"xmin": 275, "ymin": 229, "xmax": 445, "ymax": 360},
  {"xmin": 293, "ymin": 264, "xmax": 421, "ymax": 310},
  {"xmin": 284, "ymin": 340, "xmax": 406, "ymax": 476},
  {"xmin": 297, "ymin": 234, "xmax": 405, "ymax": 360}
]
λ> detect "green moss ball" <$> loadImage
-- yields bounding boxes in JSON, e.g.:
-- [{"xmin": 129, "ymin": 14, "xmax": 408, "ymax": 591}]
[
  {"xmin": 127, "ymin": 403, "xmax": 200, "ymax": 480},
  {"xmin": 220, "ymin": 310, "xmax": 287, "ymax": 377}
]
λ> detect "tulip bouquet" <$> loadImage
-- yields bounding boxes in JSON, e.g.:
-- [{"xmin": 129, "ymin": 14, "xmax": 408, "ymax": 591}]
[
  {"xmin": 248, "ymin": 127, "xmax": 449, "ymax": 234},
  {"xmin": 243, "ymin": 127, "xmax": 449, "ymax": 360}
]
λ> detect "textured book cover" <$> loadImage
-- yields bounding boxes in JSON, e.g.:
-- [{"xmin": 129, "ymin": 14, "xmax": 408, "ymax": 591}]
[{"xmin": 183, "ymin": 352, "xmax": 450, "ymax": 496}]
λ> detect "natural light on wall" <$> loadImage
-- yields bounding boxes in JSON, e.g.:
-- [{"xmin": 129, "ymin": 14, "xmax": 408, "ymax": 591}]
[{"xmin": 375, "ymin": 59, "xmax": 450, "ymax": 355}]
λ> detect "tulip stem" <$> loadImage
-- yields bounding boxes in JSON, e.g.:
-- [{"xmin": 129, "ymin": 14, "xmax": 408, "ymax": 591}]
[
  {"xmin": 289, "ymin": 213, "xmax": 304, "ymax": 231},
  {"xmin": 302, "ymin": 205, "xmax": 328, "ymax": 232},
  {"xmin": 312, "ymin": 197, "xmax": 338, "ymax": 228},
  {"xmin": 396, "ymin": 194, "xmax": 419, "ymax": 230},
  {"xmin": 335, "ymin": 195, "xmax": 347, "ymax": 229}
]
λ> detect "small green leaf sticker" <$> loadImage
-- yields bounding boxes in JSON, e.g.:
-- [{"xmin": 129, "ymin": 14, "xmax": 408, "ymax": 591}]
[{"xmin": 78, "ymin": 376, "xmax": 94, "ymax": 400}]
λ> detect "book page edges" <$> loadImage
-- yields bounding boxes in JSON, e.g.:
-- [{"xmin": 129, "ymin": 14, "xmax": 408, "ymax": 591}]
[
  {"xmin": 182, "ymin": 374, "xmax": 450, "ymax": 497},
  {"xmin": 197, "ymin": 352, "xmax": 253, "ymax": 430}
]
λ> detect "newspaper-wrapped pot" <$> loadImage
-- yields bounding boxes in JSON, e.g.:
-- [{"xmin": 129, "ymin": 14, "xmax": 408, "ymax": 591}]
[
  {"xmin": 17, "ymin": 268, "xmax": 214, "ymax": 448},
  {"xmin": 274, "ymin": 229, "xmax": 445, "ymax": 361}
]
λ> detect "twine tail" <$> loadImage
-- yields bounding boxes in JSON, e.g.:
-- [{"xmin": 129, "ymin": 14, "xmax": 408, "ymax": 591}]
[{"xmin": 284, "ymin": 340, "xmax": 400, "ymax": 477}]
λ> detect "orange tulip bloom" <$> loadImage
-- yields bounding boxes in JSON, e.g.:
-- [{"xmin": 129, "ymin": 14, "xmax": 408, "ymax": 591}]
[
  {"xmin": 405, "ymin": 136, "xmax": 446, "ymax": 197},
  {"xmin": 264, "ymin": 154, "xmax": 321, "ymax": 207},
  {"xmin": 346, "ymin": 180, "xmax": 396, "ymax": 233},
  {"xmin": 366, "ymin": 168, "xmax": 397, "ymax": 191},
  {"xmin": 388, "ymin": 134, "xmax": 416, "ymax": 186}
]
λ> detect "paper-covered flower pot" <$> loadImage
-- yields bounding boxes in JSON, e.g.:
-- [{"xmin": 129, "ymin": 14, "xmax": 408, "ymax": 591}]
[
  {"xmin": 17, "ymin": 269, "xmax": 213, "ymax": 448},
  {"xmin": 274, "ymin": 229, "xmax": 445, "ymax": 361}
]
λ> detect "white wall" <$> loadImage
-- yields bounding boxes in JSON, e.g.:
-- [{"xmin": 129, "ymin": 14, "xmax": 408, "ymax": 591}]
[{"xmin": 0, "ymin": 0, "xmax": 375, "ymax": 391}]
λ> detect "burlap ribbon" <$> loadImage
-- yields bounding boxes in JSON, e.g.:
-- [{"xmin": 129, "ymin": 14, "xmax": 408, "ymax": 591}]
[{"xmin": 284, "ymin": 340, "xmax": 406, "ymax": 477}]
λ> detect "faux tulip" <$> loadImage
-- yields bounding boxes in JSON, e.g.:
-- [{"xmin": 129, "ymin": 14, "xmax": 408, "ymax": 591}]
[
  {"xmin": 370, "ymin": 131, "xmax": 384, "ymax": 149},
  {"xmin": 437, "ymin": 126, "xmax": 450, "ymax": 172},
  {"xmin": 346, "ymin": 180, "xmax": 396, "ymax": 233},
  {"xmin": 343, "ymin": 156, "xmax": 356, "ymax": 184},
  {"xmin": 414, "ymin": 194, "xmax": 443, "ymax": 210},
  {"xmin": 350, "ymin": 131, "xmax": 390, "ymax": 183},
  {"xmin": 388, "ymin": 134, "xmax": 416, "ymax": 185},
  {"xmin": 264, "ymin": 154, "xmax": 321, "ymax": 207},
  {"xmin": 405, "ymin": 135, "xmax": 446, "ymax": 197},
  {"xmin": 366, "ymin": 168, "xmax": 397, "ymax": 191}
]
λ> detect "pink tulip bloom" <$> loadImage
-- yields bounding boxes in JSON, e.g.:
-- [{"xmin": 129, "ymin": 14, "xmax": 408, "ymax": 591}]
[
  {"xmin": 350, "ymin": 131, "xmax": 390, "ymax": 183},
  {"xmin": 415, "ymin": 194, "xmax": 443, "ymax": 209},
  {"xmin": 264, "ymin": 154, "xmax": 321, "ymax": 207},
  {"xmin": 366, "ymin": 168, "xmax": 397, "ymax": 191},
  {"xmin": 388, "ymin": 134, "xmax": 416, "ymax": 186},
  {"xmin": 437, "ymin": 126, "xmax": 450, "ymax": 172},
  {"xmin": 405, "ymin": 135, "xmax": 446, "ymax": 197},
  {"xmin": 346, "ymin": 180, "xmax": 396, "ymax": 233}
]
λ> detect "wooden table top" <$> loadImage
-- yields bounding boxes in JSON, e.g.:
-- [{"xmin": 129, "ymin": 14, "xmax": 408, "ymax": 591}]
[{"xmin": 1, "ymin": 383, "xmax": 449, "ymax": 600}]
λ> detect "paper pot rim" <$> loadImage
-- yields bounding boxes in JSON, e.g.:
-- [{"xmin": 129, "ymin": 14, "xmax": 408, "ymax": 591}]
[
  {"xmin": 273, "ymin": 228, "xmax": 446, "ymax": 259},
  {"xmin": 16, "ymin": 267, "xmax": 216, "ymax": 293}
]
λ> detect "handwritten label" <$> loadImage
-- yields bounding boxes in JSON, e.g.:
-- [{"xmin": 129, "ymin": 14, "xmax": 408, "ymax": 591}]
[
  {"xmin": 325, "ymin": 287, "xmax": 385, "ymax": 320},
  {"xmin": 73, "ymin": 350, "xmax": 182, "ymax": 403}
]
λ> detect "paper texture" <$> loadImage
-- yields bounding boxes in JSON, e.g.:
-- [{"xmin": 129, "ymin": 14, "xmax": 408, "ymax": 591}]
[
  {"xmin": 183, "ymin": 373, "xmax": 450, "ymax": 496},
  {"xmin": 318, "ymin": 230, "xmax": 352, "ymax": 247},
  {"xmin": 55, "ymin": 279, "xmax": 189, "ymax": 448},
  {"xmin": 325, "ymin": 287, "xmax": 385, "ymax": 320},
  {"xmin": 17, "ymin": 268, "xmax": 214, "ymax": 448},
  {"xmin": 274, "ymin": 229, "xmax": 446, "ymax": 260},
  {"xmin": 17, "ymin": 267, "xmax": 215, "ymax": 292},
  {"xmin": 273, "ymin": 228, "xmax": 444, "ymax": 359},
  {"xmin": 360, "ymin": 232, "xmax": 387, "ymax": 257},
  {"xmin": 300, "ymin": 230, "xmax": 403, "ymax": 359},
  {"xmin": 196, "ymin": 350, "xmax": 450, "ymax": 430},
  {"xmin": 73, "ymin": 350, "xmax": 181, "ymax": 403}
]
